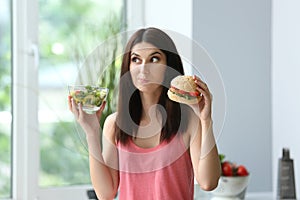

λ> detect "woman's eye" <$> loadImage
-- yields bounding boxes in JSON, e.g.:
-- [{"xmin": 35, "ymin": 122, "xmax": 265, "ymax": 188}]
[
  {"xmin": 131, "ymin": 57, "xmax": 140, "ymax": 63},
  {"xmin": 151, "ymin": 56, "xmax": 159, "ymax": 63}
]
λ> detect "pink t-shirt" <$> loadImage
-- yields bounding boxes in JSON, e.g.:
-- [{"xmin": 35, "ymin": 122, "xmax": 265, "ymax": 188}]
[{"xmin": 117, "ymin": 134, "xmax": 194, "ymax": 200}]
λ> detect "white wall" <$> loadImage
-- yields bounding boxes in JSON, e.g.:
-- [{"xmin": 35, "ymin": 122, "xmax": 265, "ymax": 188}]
[
  {"xmin": 126, "ymin": 0, "xmax": 193, "ymax": 74},
  {"xmin": 272, "ymin": 0, "xmax": 300, "ymax": 196},
  {"xmin": 192, "ymin": 0, "xmax": 272, "ymax": 192}
]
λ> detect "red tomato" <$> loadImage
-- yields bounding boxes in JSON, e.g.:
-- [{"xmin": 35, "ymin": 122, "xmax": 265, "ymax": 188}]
[
  {"xmin": 177, "ymin": 89, "xmax": 187, "ymax": 95},
  {"xmin": 75, "ymin": 90, "xmax": 81, "ymax": 95},
  {"xmin": 188, "ymin": 91, "xmax": 200, "ymax": 97},
  {"xmin": 237, "ymin": 165, "xmax": 249, "ymax": 176},
  {"xmin": 221, "ymin": 161, "xmax": 233, "ymax": 176}
]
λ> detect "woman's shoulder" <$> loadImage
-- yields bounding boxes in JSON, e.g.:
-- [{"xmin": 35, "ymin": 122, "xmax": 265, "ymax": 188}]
[
  {"xmin": 103, "ymin": 112, "xmax": 118, "ymax": 144},
  {"xmin": 105, "ymin": 112, "xmax": 117, "ymax": 124}
]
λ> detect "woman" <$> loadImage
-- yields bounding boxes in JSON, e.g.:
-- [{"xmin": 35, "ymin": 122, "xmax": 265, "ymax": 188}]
[{"xmin": 68, "ymin": 27, "xmax": 221, "ymax": 200}]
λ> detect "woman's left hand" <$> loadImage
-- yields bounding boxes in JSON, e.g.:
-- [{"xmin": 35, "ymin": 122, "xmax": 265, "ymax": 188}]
[{"xmin": 190, "ymin": 75, "xmax": 212, "ymax": 123}]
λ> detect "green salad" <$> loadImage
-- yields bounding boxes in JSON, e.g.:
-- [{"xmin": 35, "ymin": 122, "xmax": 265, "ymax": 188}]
[{"xmin": 70, "ymin": 85, "xmax": 108, "ymax": 108}]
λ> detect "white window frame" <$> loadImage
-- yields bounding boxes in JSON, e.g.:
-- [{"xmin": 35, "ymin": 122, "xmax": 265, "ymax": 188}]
[
  {"xmin": 126, "ymin": 0, "xmax": 145, "ymax": 30},
  {"xmin": 12, "ymin": 0, "xmax": 39, "ymax": 199}
]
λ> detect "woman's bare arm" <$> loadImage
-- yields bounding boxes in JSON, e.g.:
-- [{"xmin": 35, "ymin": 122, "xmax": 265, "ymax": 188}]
[
  {"xmin": 189, "ymin": 115, "xmax": 221, "ymax": 191},
  {"xmin": 68, "ymin": 97, "xmax": 119, "ymax": 199},
  {"xmin": 88, "ymin": 113, "xmax": 119, "ymax": 200},
  {"xmin": 187, "ymin": 75, "xmax": 221, "ymax": 190}
]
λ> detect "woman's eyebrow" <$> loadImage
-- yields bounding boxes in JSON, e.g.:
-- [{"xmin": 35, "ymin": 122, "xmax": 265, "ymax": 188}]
[
  {"xmin": 131, "ymin": 52, "xmax": 140, "ymax": 57},
  {"xmin": 131, "ymin": 51, "xmax": 162, "ymax": 57},
  {"xmin": 149, "ymin": 51, "xmax": 162, "ymax": 56}
]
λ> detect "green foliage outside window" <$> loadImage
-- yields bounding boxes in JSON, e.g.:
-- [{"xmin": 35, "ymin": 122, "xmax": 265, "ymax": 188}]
[
  {"xmin": 0, "ymin": 0, "xmax": 11, "ymax": 197},
  {"xmin": 38, "ymin": 0, "xmax": 124, "ymax": 187}
]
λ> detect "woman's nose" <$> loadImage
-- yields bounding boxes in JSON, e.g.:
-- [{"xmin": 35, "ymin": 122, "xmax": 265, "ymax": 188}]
[{"xmin": 140, "ymin": 63, "xmax": 149, "ymax": 74}]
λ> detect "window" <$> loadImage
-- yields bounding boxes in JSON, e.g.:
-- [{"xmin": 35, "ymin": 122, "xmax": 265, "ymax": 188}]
[
  {"xmin": 8, "ymin": 0, "xmax": 125, "ymax": 199},
  {"xmin": 38, "ymin": 0, "xmax": 124, "ymax": 192},
  {"xmin": 38, "ymin": 0, "xmax": 123, "ymax": 188}
]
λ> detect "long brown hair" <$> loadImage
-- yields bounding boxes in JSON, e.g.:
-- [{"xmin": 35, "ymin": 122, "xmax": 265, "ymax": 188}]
[{"xmin": 115, "ymin": 27, "xmax": 189, "ymax": 144}]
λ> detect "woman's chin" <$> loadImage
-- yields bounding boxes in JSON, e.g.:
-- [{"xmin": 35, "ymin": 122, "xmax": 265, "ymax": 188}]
[{"xmin": 137, "ymin": 84, "xmax": 163, "ymax": 94}]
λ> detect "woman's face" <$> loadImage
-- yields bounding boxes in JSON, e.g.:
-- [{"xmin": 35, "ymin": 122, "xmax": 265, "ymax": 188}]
[{"xmin": 130, "ymin": 42, "xmax": 167, "ymax": 93}]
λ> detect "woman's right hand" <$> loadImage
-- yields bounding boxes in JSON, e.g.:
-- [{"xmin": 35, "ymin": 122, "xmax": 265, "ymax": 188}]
[{"xmin": 68, "ymin": 95, "xmax": 106, "ymax": 134}]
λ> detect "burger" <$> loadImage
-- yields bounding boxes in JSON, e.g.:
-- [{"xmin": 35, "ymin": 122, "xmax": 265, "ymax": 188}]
[{"xmin": 167, "ymin": 75, "xmax": 202, "ymax": 104}]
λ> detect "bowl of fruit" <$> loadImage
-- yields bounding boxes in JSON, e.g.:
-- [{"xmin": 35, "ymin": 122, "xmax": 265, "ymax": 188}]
[
  {"xmin": 211, "ymin": 154, "xmax": 250, "ymax": 199},
  {"xmin": 68, "ymin": 85, "xmax": 108, "ymax": 114}
]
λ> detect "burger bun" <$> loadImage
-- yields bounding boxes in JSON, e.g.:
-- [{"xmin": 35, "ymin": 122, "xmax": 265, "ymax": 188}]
[{"xmin": 167, "ymin": 75, "xmax": 202, "ymax": 105}]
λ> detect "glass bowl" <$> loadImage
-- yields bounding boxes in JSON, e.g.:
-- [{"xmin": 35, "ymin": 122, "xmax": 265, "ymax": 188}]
[
  {"xmin": 210, "ymin": 175, "xmax": 250, "ymax": 199},
  {"xmin": 68, "ymin": 85, "xmax": 108, "ymax": 114}
]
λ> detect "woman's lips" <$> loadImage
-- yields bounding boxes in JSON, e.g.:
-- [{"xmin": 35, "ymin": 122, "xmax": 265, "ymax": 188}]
[{"xmin": 138, "ymin": 77, "xmax": 149, "ymax": 84}]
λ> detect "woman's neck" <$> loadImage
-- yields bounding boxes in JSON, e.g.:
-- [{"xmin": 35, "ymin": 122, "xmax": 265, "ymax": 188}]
[
  {"xmin": 136, "ymin": 88, "xmax": 163, "ymax": 141},
  {"xmin": 139, "ymin": 88, "xmax": 162, "ymax": 122}
]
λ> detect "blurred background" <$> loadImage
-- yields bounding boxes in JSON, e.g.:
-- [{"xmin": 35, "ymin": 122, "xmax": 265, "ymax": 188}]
[{"xmin": 0, "ymin": 0, "xmax": 299, "ymax": 199}]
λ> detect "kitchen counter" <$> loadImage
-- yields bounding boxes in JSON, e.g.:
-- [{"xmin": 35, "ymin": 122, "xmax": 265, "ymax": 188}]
[
  {"xmin": 244, "ymin": 192, "xmax": 274, "ymax": 199},
  {"xmin": 195, "ymin": 193, "xmax": 274, "ymax": 199},
  {"xmin": 194, "ymin": 186, "xmax": 275, "ymax": 200}
]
